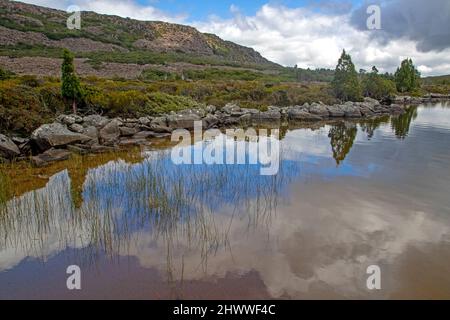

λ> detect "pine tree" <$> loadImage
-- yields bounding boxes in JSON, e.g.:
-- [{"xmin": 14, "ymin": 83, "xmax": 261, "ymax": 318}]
[
  {"xmin": 332, "ymin": 50, "xmax": 363, "ymax": 101},
  {"xmin": 394, "ymin": 59, "xmax": 421, "ymax": 93},
  {"xmin": 61, "ymin": 49, "xmax": 83, "ymax": 114}
]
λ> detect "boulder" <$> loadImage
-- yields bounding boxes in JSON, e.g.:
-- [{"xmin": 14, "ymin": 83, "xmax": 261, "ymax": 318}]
[
  {"xmin": 252, "ymin": 110, "xmax": 282, "ymax": 121},
  {"xmin": 119, "ymin": 127, "xmax": 138, "ymax": 137},
  {"xmin": 327, "ymin": 105, "xmax": 345, "ymax": 117},
  {"xmin": 81, "ymin": 126, "xmax": 99, "ymax": 142},
  {"xmin": 288, "ymin": 109, "xmax": 322, "ymax": 121},
  {"xmin": 83, "ymin": 115, "xmax": 109, "ymax": 128},
  {"xmin": 56, "ymin": 114, "xmax": 83, "ymax": 125},
  {"xmin": 309, "ymin": 103, "xmax": 330, "ymax": 118},
  {"xmin": 31, "ymin": 123, "xmax": 92, "ymax": 151},
  {"xmin": 363, "ymin": 97, "xmax": 380, "ymax": 108},
  {"xmin": 205, "ymin": 105, "xmax": 217, "ymax": 114},
  {"xmin": 203, "ymin": 114, "xmax": 220, "ymax": 129},
  {"xmin": 138, "ymin": 117, "xmax": 152, "ymax": 126},
  {"xmin": 0, "ymin": 134, "xmax": 21, "ymax": 159},
  {"xmin": 99, "ymin": 119, "xmax": 122, "ymax": 143},
  {"xmin": 69, "ymin": 123, "xmax": 84, "ymax": 133},
  {"xmin": 150, "ymin": 124, "xmax": 173, "ymax": 133},
  {"xmin": 222, "ymin": 103, "xmax": 241, "ymax": 114},
  {"xmin": 341, "ymin": 103, "xmax": 362, "ymax": 118},
  {"xmin": 31, "ymin": 148, "xmax": 72, "ymax": 167},
  {"xmin": 151, "ymin": 116, "xmax": 168, "ymax": 127},
  {"xmin": 167, "ymin": 113, "xmax": 202, "ymax": 130}
]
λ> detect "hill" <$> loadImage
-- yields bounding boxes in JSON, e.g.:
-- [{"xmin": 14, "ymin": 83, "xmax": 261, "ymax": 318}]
[{"xmin": 0, "ymin": 0, "xmax": 281, "ymax": 78}]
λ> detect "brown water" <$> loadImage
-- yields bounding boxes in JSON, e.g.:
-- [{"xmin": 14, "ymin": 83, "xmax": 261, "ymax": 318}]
[{"xmin": 0, "ymin": 103, "xmax": 449, "ymax": 299}]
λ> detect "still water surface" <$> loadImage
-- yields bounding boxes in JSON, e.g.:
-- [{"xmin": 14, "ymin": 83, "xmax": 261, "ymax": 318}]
[{"xmin": 0, "ymin": 103, "xmax": 449, "ymax": 299}]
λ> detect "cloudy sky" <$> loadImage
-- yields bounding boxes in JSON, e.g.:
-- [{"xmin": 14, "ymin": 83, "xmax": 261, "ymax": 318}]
[{"xmin": 18, "ymin": 0, "xmax": 450, "ymax": 76}]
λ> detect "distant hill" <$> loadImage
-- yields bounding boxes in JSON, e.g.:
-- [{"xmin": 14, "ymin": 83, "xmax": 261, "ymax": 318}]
[
  {"xmin": 422, "ymin": 75, "xmax": 450, "ymax": 85},
  {"xmin": 0, "ymin": 0, "xmax": 279, "ymax": 74}
]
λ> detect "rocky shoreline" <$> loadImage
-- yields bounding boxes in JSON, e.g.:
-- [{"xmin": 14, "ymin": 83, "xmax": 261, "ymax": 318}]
[{"xmin": 0, "ymin": 96, "xmax": 447, "ymax": 167}]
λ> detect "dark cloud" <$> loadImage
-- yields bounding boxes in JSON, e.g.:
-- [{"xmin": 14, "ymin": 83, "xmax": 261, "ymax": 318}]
[{"xmin": 351, "ymin": 0, "xmax": 450, "ymax": 52}]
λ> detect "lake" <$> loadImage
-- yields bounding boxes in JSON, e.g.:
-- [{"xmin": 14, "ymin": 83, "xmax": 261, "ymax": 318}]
[{"xmin": 1, "ymin": 103, "xmax": 449, "ymax": 299}]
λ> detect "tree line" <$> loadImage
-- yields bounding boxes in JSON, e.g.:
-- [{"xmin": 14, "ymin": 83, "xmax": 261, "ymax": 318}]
[{"xmin": 331, "ymin": 50, "xmax": 421, "ymax": 102}]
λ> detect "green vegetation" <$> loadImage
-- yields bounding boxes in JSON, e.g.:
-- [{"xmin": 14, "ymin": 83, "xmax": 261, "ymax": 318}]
[
  {"xmin": 0, "ymin": 66, "xmax": 14, "ymax": 80},
  {"xmin": 332, "ymin": 50, "xmax": 363, "ymax": 102},
  {"xmin": 394, "ymin": 58, "xmax": 421, "ymax": 93},
  {"xmin": 0, "ymin": 72, "xmax": 337, "ymax": 134},
  {"xmin": 361, "ymin": 66, "xmax": 397, "ymax": 100},
  {"xmin": 61, "ymin": 49, "xmax": 83, "ymax": 113}
]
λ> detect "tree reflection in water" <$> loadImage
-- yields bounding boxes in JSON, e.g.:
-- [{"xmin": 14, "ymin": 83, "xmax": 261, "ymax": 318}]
[
  {"xmin": 328, "ymin": 122, "xmax": 358, "ymax": 165},
  {"xmin": 391, "ymin": 107, "xmax": 418, "ymax": 139}
]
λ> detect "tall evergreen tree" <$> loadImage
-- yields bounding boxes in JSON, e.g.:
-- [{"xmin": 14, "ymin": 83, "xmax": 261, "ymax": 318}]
[
  {"xmin": 61, "ymin": 49, "xmax": 83, "ymax": 114},
  {"xmin": 394, "ymin": 58, "xmax": 421, "ymax": 93},
  {"xmin": 332, "ymin": 50, "xmax": 363, "ymax": 101}
]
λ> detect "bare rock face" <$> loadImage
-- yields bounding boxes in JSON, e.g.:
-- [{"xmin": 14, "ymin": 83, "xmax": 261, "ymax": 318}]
[
  {"xmin": 31, "ymin": 123, "xmax": 92, "ymax": 151},
  {"xmin": 0, "ymin": 134, "xmax": 21, "ymax": 159},
  {"xmin": 31, "ymin": 148, "xmax": 72, "ymax": 167}
]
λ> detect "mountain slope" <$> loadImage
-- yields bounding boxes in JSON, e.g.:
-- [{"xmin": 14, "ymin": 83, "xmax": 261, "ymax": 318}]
[{"xmin": 0, "ymin": 0, "xmax": 277, "ymax": 69}]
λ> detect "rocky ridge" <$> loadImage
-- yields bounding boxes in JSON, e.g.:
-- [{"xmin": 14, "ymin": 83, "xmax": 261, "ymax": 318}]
[{"xmin": 0, "ymin": 97, "xmax": 413, "ymax": 167}]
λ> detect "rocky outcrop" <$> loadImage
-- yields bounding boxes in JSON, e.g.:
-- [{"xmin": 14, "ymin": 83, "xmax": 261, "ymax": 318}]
[
  {"xmin": 31, "ymin": 123, "xmax": 92, "ymax": 151},
  {"xmin": 1, "ymin": 98, "xmax": 409, "ymax": 167}
]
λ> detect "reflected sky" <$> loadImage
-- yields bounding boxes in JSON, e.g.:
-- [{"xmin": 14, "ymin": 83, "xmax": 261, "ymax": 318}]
[{"xmin": 1, "ymin": 103, "xmax": 450, "ymax": 299}]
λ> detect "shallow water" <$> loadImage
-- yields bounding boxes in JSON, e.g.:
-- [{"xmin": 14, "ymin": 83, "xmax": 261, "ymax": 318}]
[{"xmin": 0, "ymin": 103, "xmax": 449, "ymax": 299}]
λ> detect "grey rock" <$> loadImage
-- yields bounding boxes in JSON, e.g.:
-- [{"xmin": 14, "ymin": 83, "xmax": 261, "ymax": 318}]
[
  {"xmin": 252, "ymin": 110, "xmax": 282, "ymax": 121},
  {"xmin": 309, "ymin": 102, "xmax": 330, "ymax": 117},
  {"xmin": 205, "ymin": 105, "xmax": 217, "ymax": 114},
  {"xmin": 119, "ymin": 126, "xmax": 138, "ymax": 137},
  {"xmin": 83, "ymin": 115, "xmax": 109, "ymax": 128},
  {"xmin": 31, "ymin": 148, "xmax": 71, "ymax": 167},
  {"xmin": 151, "ymin": 116, "xmax": 168, "ymax": 127},
  {"xmin": 341, "ymin": 103, "xmax": 362, "ymax": 118},
  {"xmin": 288, "ymin": 110, "xmax": 323, "ymax": 121},
  {"xmin": 150, "ymin": 124, "xmax": 173, "ymax": 133},
  {"xmin": 203, "ymin": 114, "xmax": 220, "ymax": 128},
  {"xmin": 99, "ymin": 119, "xmax": 122, "ymax": 143},
  {"xmin": 81, "ymin": 126, "xmax": 99, "ymax": 142},
  {"xmin": 0, "ymin": 134, "xmax": 21, "ymax": 158},
  {"xmin": 31, "ymin": 123, "xmax": 92, "ymax": 151},
  {"xmin": 327, "ymin": 105, "xmax": 345, "ymax": 117},
  {"xmin": 69, "ymin": 123, "xmax": 84, "ymax": 133},
  {"xmin": 138, "ymin": 117, "xmax": 152, "ymax": 126},
  {"xmin": 167, "ymin": 113, "xmax": 202, "ymax": 130},
  {"xmin": 222, "ymin": 103, "xmax": 241, "ymax": 114}
]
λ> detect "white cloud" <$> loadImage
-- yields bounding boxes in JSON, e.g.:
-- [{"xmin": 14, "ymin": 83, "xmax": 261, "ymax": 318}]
[
  {"xmin": 193, "ymin": 4, "xmax": 450, "ymax": 76},
  {"xmin": 15, "ymin": 1, "xmax": 450, "ymax": 76}
]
